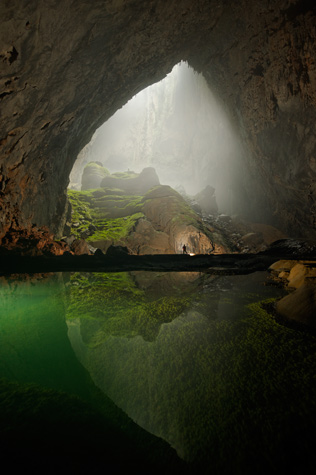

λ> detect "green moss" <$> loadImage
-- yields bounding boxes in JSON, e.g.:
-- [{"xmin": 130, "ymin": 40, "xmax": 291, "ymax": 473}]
[
  {"xmin": 67, "ymin": 182, "xmax": 215, "ymax": 250},
  {"xmin": 66, "ymin": 272, "xmax": 196, "ymax": 342},
  {"xmin": 84, "ymin": 162, "xmax": 110, "ymax": 176},
  {"xmin": 67, "ymin": 189, "xmax": 144, "ymax": 241},
  {"xmin": 111, "ymin": 171, "xmax": 138, "ymax": 179},
  {"xmin": 87, "ymin": 213, "xmax": 143, "ymax": 242}
]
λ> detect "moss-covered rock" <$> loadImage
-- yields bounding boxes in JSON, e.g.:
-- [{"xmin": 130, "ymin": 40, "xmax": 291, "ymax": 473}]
[
  {"xmin": 81, "ymin": 161, "xmax": 110, "ymax": 190},
  {"xmin": 100, "ymin": 167, "xmax": 160, "ymax": 194},
  {"xmin": 67, "ymin": 179, "xmax": 220, "ymax": 254}
]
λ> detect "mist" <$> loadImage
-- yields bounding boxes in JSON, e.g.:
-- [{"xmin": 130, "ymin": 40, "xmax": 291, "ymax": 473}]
[{"xmin": 70, "ymin": 62, "xmax": 244, "ymax": 213}]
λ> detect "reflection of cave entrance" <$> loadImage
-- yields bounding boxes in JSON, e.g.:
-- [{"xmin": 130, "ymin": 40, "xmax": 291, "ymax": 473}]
[{"xmin": 70, "ymin": 61, "xmax": 244, "ymax": 216}]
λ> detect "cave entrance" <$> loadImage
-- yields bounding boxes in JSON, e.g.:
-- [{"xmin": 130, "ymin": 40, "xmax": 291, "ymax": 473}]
[
  {"xmin": 67, "ymin": 62, "xmax": 247, "ymax": 255},
  {"xmin": 70, "ymin": 62, "xmax": 243, "ymax": 215}
]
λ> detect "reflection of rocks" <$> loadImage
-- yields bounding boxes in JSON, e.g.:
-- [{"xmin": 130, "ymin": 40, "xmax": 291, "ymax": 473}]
[
  {"xmin": 0, "ymin": 273, "xmax": 179, "ymax": 473},
  {"xmin": 67, "ymin": 309, "xmax": 210, "ymax": 461},
  {"xmin": 66, "ymin": 271, "xmax": 289, "ymax": 470},
  {"xmin": 130, "ymin": 271, "xmax": 205, "ymax": 298}
]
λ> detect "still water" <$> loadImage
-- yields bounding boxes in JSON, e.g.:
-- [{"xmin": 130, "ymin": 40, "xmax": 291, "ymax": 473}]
[{"xmin": 1, "ymin": 270, "xmax": 316, "ymax": 474}]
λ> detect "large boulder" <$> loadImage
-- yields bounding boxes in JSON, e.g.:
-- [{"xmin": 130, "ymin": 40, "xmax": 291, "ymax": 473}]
[
  {"xmin": 270, "ymin": 259, "xmax": 316, "ymax": 329},
  {"xmin": 276, "ymin": 283, "xmax": 316, "ymax": 329},
  {"xmin": 81, "ymin": 162, "xmax": 110, "ymax": 190},
  {"xmin": 126, "ymin": 218, "xmax": 170, "ymax": 255},
  {"xmin": 101, "ymin": 168, "xmax": 160, "ymax": 194},
  {"xmin": 194, "ymin": 185, "xmax": 218, "ymax": 215}
]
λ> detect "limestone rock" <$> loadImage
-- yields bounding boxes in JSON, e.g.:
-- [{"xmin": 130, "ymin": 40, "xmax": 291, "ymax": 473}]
[
  {"xmin": 101, "ymin": 168, "xmax": 160, "ymax": 195},
  {"xmin": 194, "ymin": 185, "xmax": 218, "ymax": 215},
  {"xmin": 70, "ymin": 238, "xmax": 91, "ymax": 255},
  {"xmin": 0, "ymin": 226, "xmax": 70, "ymax": 256},
  {"xmin": 127, "ymin": 218, "xmax": 170, "ymax": 255},
  {"xmin": 81, "ymin": 162, "xmax": 109, "ymax": 190},
  {"xmin": 276, "ymin": 283, "xmax": 316, "ymax": 329}
]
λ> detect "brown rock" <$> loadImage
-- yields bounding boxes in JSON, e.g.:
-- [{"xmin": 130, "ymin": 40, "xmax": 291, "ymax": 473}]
[
  {"xmin": 287, "ymin": 263, "xmax": 316, "ymax": 289},
  {"xmin": 70, "ymin": 239, "xmax": 91, "ymax": 255},
  {"xmin": 276, "ymin": 283, "xmax": 316, "ymax": 329},
  {"xmin": 127, "ymin": 218, "xmax": 170, "ymax": 255},
  {"xmin": 194, "ymin": 185, "xmax": 218, "ymax": 215},
  {"xmin": 0, "ymin": 226, "xmax": 71, "ymax": 256}
]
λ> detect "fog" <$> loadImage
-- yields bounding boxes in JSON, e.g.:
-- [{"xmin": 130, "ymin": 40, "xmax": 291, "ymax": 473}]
[{"xmin": 71, "ymin": 62, "xmax": 244, "ymax": 213}]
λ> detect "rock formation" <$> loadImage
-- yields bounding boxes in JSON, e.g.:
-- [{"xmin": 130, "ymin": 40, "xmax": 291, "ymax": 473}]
[
  {"xmin": 100, "ymin": 167, "xmax": 160, "ymax": 195},
  {"xmin": 193, "ymin": 185, "xmax": 218, "ymax": 216},
  {"xmin": 1, "ymin": 1, "xmax": 316, "ymax": 244},
  {"xmin": 68, "ymin": 176, "xmax": 217, "ymax": 255},
  {"xmin": 270, "ymin": 259, "xmax": 316, "ymax": 328},
  {"xmin": 81, "ymin": 162, "xmax": 109, "ymax": 190}
]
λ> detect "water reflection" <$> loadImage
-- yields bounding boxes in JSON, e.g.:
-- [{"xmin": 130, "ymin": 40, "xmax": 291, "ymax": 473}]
[
  {"xmin": 1, "ymin": 271, "xmax": 316, "ymax": 473},
  {"xmin": 65, "ymin": 271, "xmax": 316, "ymax": 472},
  {"xmin": 0, "ymin": 273, "xmax": 90, "ymax": 396}
]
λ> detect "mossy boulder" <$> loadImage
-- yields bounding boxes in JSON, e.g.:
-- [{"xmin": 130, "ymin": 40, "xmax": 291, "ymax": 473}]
[
  {"xmin": 67, "ymin": 181, "xmax": 217, "ymax": 254},
  {"xmin": 100, "ymin": 167, "xmax": 160, "ymax": 194},
  {"xmin": 81, "ymin": 162, "xmax": 110, "ymax": 190}
]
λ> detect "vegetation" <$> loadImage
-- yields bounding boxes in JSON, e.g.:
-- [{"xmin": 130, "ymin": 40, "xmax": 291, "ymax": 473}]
[
  {"xmin": 67, "ymin": 177, "xmax": 217, "ymax": 252},
  {"xmin": 66, "ymin": 272, "xmax": 198, "ymax": 342},
  {"xmin": 67, "ymin": 188, "xmax": 144, "ymax": 244},
  {"xmin": 84, "ymin": 161, "xmax": 110, "ymax": 175},
  {"xmin": 65, "ymin": 267, "xmax": 316, "ymax": 475},
  {"xmin": 111, "ymin": 171, "xmax": 139, "ymax": 179}
]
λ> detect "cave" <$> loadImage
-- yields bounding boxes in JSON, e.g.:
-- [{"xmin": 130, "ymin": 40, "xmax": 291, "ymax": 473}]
[
  {"xmin": 70, "ymin": 61, "xmax": 243, "ymax": 213},
  {"xmin": 1, "ymin": 2, "xmax": 316, "ymax": 474},
  {"xmin": 1, "ymin": 0, "xmax": 316, "ymax": 243}
]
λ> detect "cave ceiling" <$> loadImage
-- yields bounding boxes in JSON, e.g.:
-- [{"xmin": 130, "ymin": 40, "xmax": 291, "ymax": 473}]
[{"xmin": 1, "ymin": 0, "xmax": 316, "ymax": 239}]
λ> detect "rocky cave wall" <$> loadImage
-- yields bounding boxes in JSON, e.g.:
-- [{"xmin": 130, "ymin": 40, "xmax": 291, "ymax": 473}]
[{"xmin": 1, "ymin": 0, "xmax": 316, "ymax": 240}]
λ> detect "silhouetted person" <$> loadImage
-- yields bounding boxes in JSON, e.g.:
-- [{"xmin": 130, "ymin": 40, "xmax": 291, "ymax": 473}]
[{"xmin": 182, "ymin": 244, "xmax": 187, "ymax": 254}]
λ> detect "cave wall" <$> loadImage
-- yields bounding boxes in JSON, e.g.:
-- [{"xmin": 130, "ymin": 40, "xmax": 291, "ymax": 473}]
[
  {"xmin": 190, "ymin": 0, "xmax": 316, "ymax": 236},
  {"xmin": 1, "ymin": 0, "xmax": 316, "ymax": 239}
]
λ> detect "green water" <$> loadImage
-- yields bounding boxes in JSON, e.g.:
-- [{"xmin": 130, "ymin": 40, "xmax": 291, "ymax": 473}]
[{"xmin": 1, "ymin": 271, "xmax": 316, "ymax": 474}]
